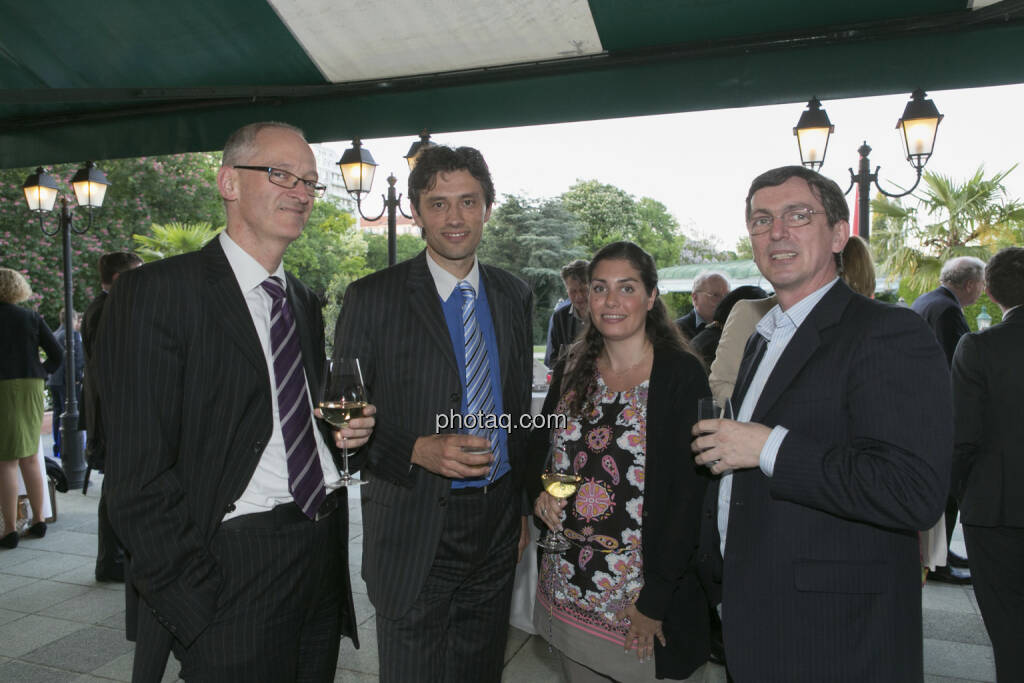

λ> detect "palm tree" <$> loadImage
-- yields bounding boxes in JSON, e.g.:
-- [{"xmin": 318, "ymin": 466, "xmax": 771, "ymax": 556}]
[
  {"xmin": 133, "ymin": 222, "xmax": 222, "ymax": 262},
  {"xmin": 871, "ymin": 165, "xmax": 1024, "ymax": 293}
]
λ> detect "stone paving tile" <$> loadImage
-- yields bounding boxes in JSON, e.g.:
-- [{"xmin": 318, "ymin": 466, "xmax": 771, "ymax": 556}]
[
  {"xmin": 2, "ymin": 552, "xmax": 93, "ymax": 580},
  {"xmin": 922, "ymin": 583, "xmax": 975, "ymax": 614},
  {"xmin": 504, "ymin": 626, "xmax": 530, "ymax": 664},
  {"xmin": 22, "ymin": 625, "xmax": 132, "ymax": 675},
  {"xmin": 350, "ymin": 591, "xmax": 374, "ymax": 627},
  {"xmin": 50, "ymin": 564, "xmax": 120, "ymax": 591},
  {"xmin": 0, "ymin": 609, "xmax": 21, "ymax": 628},
  {"xmin": 333, "ymin": 670, "xmax": 378, "ymax": 683},
  {"xmin": 95, "ymin": 610, "xmax": 126, "ymax": 631},
  {"xmin": 337, "ymin": 616, "xmax": 378, "ymax": 676},
  {"xmin": 923, "ymin": 608, "xmax": 992, "ymax": 647},
  {"xmin": 0, "ymin": 614, "xmax": 87, "ymax": 658},
  {"xmin": 0, "ymin": 571, "xmax": 41, "ymax": 594},
  {"xmin": 28, "ymin": 530, "xmax": 97, "ymax": 558},
  {"xmin": 924, "ymin": 639, "xmax": 995, "ymax": 683},
  {"xmin": 0, "ymin": 548, "xmax": 47, "ymax": 572},
  {"xmin": 0, "ymin": 579, "xmax": 90, "ymax": 615},
  {"xmin": 500, "ymin": 634, "xmax": 560, "ymax": 683},
  {"xmin": 39, "ymin": 587, "xmax": 127, "ymax": 625},
  {"xmin": 0, "ymin": 659, "xmax": 78, "ymax": 682},
  {"xmin": 965, "ymin": 586, "xmax": 982, "ymax": 616},
  {"xmin": 925, "ymin": 676, "xmax": 989, "ymax": 683}
]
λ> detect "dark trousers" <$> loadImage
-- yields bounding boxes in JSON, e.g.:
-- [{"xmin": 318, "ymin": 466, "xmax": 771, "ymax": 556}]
[
  {"xmin": 50, "ymin": 385, "xmax": 65, "ymax": 456},
  {"xmin": 963, "ymin": 524, "xmax": 1024, "ymax": 682},
  {"xmin": 96, "ymin": 480, "xmax": 125, "ymax": 575},
  {"xmin": 169, "ymin": 495, "xmax": 350, "ymax": 683},
  {"xmin": 376, "ymin": 478, "xmax": 519, "ymax": 683}
]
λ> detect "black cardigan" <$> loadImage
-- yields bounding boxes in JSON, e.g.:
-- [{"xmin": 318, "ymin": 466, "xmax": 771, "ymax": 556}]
[
  {"xmin": 527, "ymin": 344, "xmax": 712, "ymax": 679},
  {"xmin": 0, "ymin": 303, "xmax": 63, "ymax": 380}
]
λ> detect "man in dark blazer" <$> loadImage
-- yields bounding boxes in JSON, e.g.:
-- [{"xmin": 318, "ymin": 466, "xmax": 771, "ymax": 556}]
[
  {"xmin": 675, "ymin": 271, "xmax": 729, "ymax": 340},
  {"xmin": 98, "ymin": 122, "xmax": 374, "ymax": 682},
  {"xmin": 80, "ymin": 251, "xmax": 142, "ymax": 583},
  {"xmin": 334, "ymin": 145, "xmax": 533, "ymax": 682},
  {"xmin": 543, "ymin": 258, "xmax": 588, "ymax": 368},
  {"xmin": 912, "ymin": 255, "xmax": 985, "ymax": 582},
  {"xmin": 952, "ymin": 246, "xmax": 1024, "ymax": 681},
  {"xmin": 693, "ymin": 166, "xmax": 951, "ymax": 682}
]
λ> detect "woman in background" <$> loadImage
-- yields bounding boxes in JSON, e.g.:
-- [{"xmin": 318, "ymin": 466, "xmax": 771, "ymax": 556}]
[
  {"xmin": 0, "ymin": 268, "xmax": 62, "ymax": 547},
  {"xmin": 530, "ymin": 242, "xmax": 711, "ymax": 682}
]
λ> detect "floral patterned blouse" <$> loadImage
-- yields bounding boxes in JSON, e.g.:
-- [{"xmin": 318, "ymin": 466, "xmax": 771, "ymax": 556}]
[{"xmin": 537, "ymin": 374, "xmax": 649, "ymax": 647}]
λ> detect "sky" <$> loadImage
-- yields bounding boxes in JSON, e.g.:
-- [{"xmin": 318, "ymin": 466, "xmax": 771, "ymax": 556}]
[{"xmin": 324, "ymin": 82, "xmax": 1024, "ymax": 252}]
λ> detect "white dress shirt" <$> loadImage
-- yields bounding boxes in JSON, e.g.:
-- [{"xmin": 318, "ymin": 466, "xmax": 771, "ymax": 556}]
[
  {"xmin": 717, "ymin": 278, "xmax": 839, "ymax": 557},
  {"xmin": 219, "ymin": 231, "xmax": 341, "ymax": 520}
]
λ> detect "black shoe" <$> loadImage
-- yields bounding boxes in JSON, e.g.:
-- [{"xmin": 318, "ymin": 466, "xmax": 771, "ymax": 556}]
[
  {"xmin": 27, "ymin": 522, "xmax": 46, "ymax": 538},
  {"xmin": 948, "ymin": 551, "xmax": 969, "ymax": 569},
  {"xmin": 0, "ymin": 532, "xmax": 18, "ymax": 549},
  {"xmin": 96, "ymin": 564, "xmax": 125, "ymax": 583},
  {"xmin": 929, "ymin": 565, "xmax": 971, "ymax": 585}
]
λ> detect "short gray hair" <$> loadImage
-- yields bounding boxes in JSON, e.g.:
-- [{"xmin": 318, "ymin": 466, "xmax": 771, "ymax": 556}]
[
  {"xmin": 221, "ymin": 121, "xmax": 307, "ymax": 167},
  {"xmin": 693, "ymin": 271, "xmax": 729, "ymax": 293},
  {"xmin": 939, "ymin": 256, "xmax": 986, "ymax": 288}
]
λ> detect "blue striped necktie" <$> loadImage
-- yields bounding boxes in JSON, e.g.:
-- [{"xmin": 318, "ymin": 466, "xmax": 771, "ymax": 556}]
[
  {"xmin": 457, "ymin": 280, "xmax": 500, "ymax": 479},
  {"xmin": 260, "ymin": 276, "xmax": 326, "ymax": 518}
]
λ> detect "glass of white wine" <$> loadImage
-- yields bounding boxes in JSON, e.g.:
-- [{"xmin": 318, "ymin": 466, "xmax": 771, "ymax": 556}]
[
  {"xmin": 319, "ymin": 357, "xmax": 368, "ymax": 486},
  {"xmin": 537, "ymin": 444, "xmax": 582, "ymax": 553}
]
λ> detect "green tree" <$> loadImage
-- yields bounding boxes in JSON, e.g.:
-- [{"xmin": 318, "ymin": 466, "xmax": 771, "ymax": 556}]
[
  {"xmin": 561, "ymin": 180, "xmax": 639, "ymax": 254},
  {"xmin": 364, "ymin": 233, "xmax": 424, "ymax": 271},
  {"xmin": 635, "ymin": 197, "xmax": 689, "ymax": 267},
  {"xmin": 479, "ymin": 195, "xmax": 585, "ymax": 343},
  {"xmin": 0, "ymin": 153, "xmax": 221, "ymax": 326},
  {"xmin": 872, "ymin": 166, "xmax": 1024, "ymax": 293},
  {"xmin": 284, "ymin": 198, "xmax": 368, "ymax": 301},
  {"xmin": 133, "ymin": 222, "xmax": 222, "ymax": 262}
]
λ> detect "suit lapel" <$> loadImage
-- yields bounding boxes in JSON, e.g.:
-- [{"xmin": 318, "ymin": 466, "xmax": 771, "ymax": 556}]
[
  {"xmin": 407, "ymin": 252, "xmax": 459, "ymax": 375},
  {"xmin": 751, "ymin": 281, "xmax": 852, "ymax": 421},
  {"xmin": 480, "ymin": 265, "xmax": 513, "ymax": 384},
  {"xmin": 202, "ymin": 240, "xmax": 266, "ymax": 375},
  {"xmin": 732, "ymin": 333, "xmax": 767, "ymax": 408}
]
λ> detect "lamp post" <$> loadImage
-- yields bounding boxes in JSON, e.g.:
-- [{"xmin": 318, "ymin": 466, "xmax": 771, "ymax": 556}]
[
  {"xmin": 338, "ymin": 132, "xmax": 436, "ymax": 266},
  {"xmin": 793, "ymin": 89, "xmax": 943, "ymax": 242},
  {"xmin": 22, "ymin": 162, "xmax": 109, "ymax": 489}
]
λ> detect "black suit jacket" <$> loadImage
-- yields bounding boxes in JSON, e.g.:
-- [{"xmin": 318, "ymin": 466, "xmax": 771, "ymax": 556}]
[
  {"xmin": 675, "ymin": 309, "xmax": 702, "ymax": 340},
  {"xmin": 952, "ymin": 307, "xmax": 1024, "ymax": 527},
  {"xmin": 333, "ymin": 250, "xmax": 533, "ymax": 619},
  {"xmin": 0, "ymin": 303, "xmax": 62, "ymax": 380},
  {"xmin": 912, "ymin": 285, "xmax": 968, "ymax": 366},
  {"xmin": 699, "ymin": 281, "xmax": 951, "ymax": 682},
  {"xmin": 98, "ymin": 239, "xmax": 356, "ymax": 671},
  {"xmin": 527, "ymin": 346, "xmax": 712, "ymax": 679}
]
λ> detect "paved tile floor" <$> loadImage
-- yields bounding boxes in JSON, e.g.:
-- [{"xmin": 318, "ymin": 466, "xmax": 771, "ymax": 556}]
[{"xmin": 0, "ymin": 465, "xmax": 996, "ymax": 682}]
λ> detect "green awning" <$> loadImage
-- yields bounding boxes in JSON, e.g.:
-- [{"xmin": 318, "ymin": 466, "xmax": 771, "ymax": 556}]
[{"xmin": 2, "ymin": 0, "xmax": 1024, "ymax": 168}]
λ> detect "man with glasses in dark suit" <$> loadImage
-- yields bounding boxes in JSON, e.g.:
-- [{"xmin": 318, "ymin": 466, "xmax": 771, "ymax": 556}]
[
  {"xmin": 98, "ymin": 121, "xmax": 375, "ymax": 682},
  {"xmin": 334, "ymin": 145, "xmax": 533, "ymax": 683}
]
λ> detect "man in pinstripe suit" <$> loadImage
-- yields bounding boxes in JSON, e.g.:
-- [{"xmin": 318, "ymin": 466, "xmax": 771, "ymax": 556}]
[
  {"xmin": 693, "ymin": 166, "xmax": 951, "ymax": 682},
  {"xmin": 98, "ymin": 122, "xmax": 375, "ymax": 682},
  {"xmin": 334, "ymin": 145, "xmax": 533, "ymax": 682}
]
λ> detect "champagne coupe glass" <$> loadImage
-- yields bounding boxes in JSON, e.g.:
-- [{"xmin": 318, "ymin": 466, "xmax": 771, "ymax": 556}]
[
  {"xmin": 537, "ymin": 444, "xmax": 582, "ymax": 553},
  {"xmin": 319, "ymin": 357, "xmax": 368, "ymax": 486}
]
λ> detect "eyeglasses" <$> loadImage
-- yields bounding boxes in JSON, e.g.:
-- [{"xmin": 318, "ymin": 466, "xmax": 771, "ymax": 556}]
[
  {"xmin": 233, "ymin": 166, "xmax": 327, "ymax": 198},
  {"xmin": 747, "ymin": 207, "xmax": 824, "ymax": 235},
  {"xmin": 694, "ymin": 290, "xmax": 725, "ymax": 300}
]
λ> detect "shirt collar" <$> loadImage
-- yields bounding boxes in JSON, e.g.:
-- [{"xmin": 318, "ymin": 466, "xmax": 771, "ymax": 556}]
[
  {"xmin": 219, "ymin": 231, "xmax": 286, "ymax": 294},
  {"xmin": 425, "ymin": 250, "xmax": 479, "ymax": 299},
  {"xmin": 757, "ymin": 278, "xmax": 839, "ymax": 341}
]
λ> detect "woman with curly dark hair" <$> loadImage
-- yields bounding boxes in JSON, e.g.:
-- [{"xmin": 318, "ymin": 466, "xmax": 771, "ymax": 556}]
[{"xmin": 528, "ymin": 242, "xmax": 712, "ymax": 682}]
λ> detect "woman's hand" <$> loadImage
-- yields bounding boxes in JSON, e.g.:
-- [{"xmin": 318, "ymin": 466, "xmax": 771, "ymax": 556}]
[
  {"xmin": 533, "ymin": 490, "xmax": 567, "ymax": 531},
  {"xmin": 615, "ymin": 604, "xmax": 665, "ymax": 662}
]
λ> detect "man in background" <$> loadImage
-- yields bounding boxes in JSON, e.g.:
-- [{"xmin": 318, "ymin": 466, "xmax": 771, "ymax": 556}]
[
  {"xmin": 951, "ymin": 246, "xmax": 1024, "ymax": 681},
  {"xmin": 677, "ymin": 271, "xmax": 729, "ymax": 340},
  {"xmin": 544, "ymin": 258, "xmax": 588, "ymax": 368},
  {"xmin": 47, "ymin": 307, "xmax": 84, "ymax": 459},
  {"xmin": 912, "ymin": 255, "xmax": 986, "ymax": 583},
  {"xmin": 81, "ymin": 251, "xmax": 142, "ymax": 582}
]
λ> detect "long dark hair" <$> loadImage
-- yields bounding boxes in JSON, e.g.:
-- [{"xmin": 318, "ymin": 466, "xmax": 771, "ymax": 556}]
[{"xmin": 561, "ymin": 241, "xmax": 692, "ymax": 416}]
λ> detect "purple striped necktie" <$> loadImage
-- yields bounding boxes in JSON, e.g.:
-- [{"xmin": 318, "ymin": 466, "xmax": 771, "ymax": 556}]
[{"xmin": 260, "ymin": 276, "xmax": 326, "ymax": 519}]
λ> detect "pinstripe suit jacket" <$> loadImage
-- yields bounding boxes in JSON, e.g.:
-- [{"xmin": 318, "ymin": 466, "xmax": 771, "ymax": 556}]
[
  {"xmin": 333, "ymin": 250, "xmax": 533, "ymax": 619},
  {"xmin": 98, "ymin": 239, "xmax": 357, "ymax": 675},
  {"xmin": 698, "ymin": 281, "xmax": 952, "ymax": 683}
]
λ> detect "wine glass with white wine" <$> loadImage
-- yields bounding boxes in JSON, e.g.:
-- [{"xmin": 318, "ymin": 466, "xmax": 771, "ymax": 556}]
[
  {"xmin": 319, "ymin": 357, "xmax": 368, "ymax": 486},
  {"xmin": 537, "ymin": 443, "xmax": 582, "ymax": 553}
]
